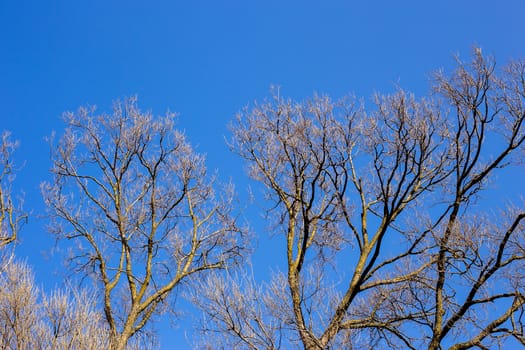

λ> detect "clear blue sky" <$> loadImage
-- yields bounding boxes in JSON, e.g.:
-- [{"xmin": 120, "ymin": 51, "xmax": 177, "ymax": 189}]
[{"xmin": 1, "ymin": 1, "xmax": 524, "ymax": 348}]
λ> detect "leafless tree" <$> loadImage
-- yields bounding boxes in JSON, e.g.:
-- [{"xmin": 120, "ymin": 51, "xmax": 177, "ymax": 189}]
[
  {"xmin": 0, "ymin": 259, "xmax": 144, "ymax": 350},
  {"xmin": 0, "ymin": 132, "xmax": 25, "ymax": 250},
  {"xmin": 195, "ymin": 49, "xmax": 525, "ymax": 349},
  {"xmin": 42, "ymin": 98, "xmax": 245, "ymax": 350},
  {"xmin": 0, "ymin": 260, "xmax": 40, "ymax": 349},
  {"xmin": 38, "ymin": 287, "xmax": 112, "ymax": 350},
  {"xmin": 190, "ymin": 267, "xmax": 292, "ymax": 349},
  {"xmin": 227, "ymin": 88, "xmax": 448, "ymax": 349}
]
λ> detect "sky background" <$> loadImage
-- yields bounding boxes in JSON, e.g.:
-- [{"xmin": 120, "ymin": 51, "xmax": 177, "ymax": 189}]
[{"xmin": 1, "ymin": 1, "xmax": 525, "ymax": 348}]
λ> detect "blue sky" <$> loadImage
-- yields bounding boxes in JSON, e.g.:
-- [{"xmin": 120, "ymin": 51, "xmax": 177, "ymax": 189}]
[{"xmin": 1, "ymin": 1, "xmax": 525, "ymax": 348}]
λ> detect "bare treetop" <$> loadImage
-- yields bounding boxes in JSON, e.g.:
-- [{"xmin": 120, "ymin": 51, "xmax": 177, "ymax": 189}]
[{"xmin": 43, "ymin": 98, "xmax": 246, "ymax": 350}]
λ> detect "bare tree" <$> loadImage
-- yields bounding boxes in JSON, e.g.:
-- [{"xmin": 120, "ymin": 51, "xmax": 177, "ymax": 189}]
[
  {"xmin": 0, "ymin": 259, "xmax": 134, "ymax": 350},
  {"xmin": 0, "ymin": 132, "xmax": 25, "ymax": 250},
  {"xmin": 195, "ymin": 50, "xmax": 525, "ymax": 349},
  {"xmin": 220, "ymin": 88, "xmax": 450, "ymax": 349},
  {"xmin": 0, "ymin": 260, "xmax": 40, "ymax": 349},
  {"xmin": 190, "ymin": 268, "xmax": 291, "ymax": 349},
  {"xmin": 39, "ymin": 287, "xmax": 112, "ymax": 350},
  {"xmin": 42, "ymin": 98, "xmax": 245, "ymax": 350}
]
